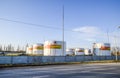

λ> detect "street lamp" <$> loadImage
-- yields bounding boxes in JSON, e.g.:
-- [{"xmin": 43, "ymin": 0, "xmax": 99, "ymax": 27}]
[
  {"xmin": 115, "ymin": 26, "xmax": 120, "ymax": 61},
  {"xmin": 114, "ymin": 35, "xmax": 117, "ymax": 61},
  {"xmin": 116, "ymin": 26, "xmax": 120, "ymax": 61}
]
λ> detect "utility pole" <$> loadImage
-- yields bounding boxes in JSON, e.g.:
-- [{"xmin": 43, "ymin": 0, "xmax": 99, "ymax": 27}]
[
  {"xmin": 114, "ymin": 35, "xmax": 118, "ymax": 61},
  {"xmin": 115, "ymin": 26, "xmax": 120, "ymax": 61},
  {"xmin": 62, "ymin": 5, "xmax": 64, "ymax": 56},
  {"xmin": 106, "ymin": 29, "xmax": 109, "ymax": 43}
]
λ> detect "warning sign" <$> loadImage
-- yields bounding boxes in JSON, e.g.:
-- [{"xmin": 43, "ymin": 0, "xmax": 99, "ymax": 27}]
[
  {"xmin": 45, "ymin": 44, "xmax": 62, "ymax": 49},
  {"xmin": 100, "ymin": 46, "xmax": 110, "ymax": 50},
  {"xmin": 29, "ymin": 48, "xmax": 33, "ymax": 50},
  {"xmin": 78, "ymin": 50, "xmax": 84, "ymax": 52},
  {"xmin": 34, "ymin": 46, "xmax": 43, "ymax": 50}
]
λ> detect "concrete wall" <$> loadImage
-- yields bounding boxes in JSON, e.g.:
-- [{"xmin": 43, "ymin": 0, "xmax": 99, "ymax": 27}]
[{"xmin": 0, "ymin": 56, "xmax": 118, "ymax": 65}]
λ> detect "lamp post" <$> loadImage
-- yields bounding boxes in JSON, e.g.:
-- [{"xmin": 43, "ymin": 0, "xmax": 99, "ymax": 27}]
[
  {"xmin": 117, "ymin": 26, "xmax": 120, "ymax": 60},
  {"xmin": 115, "ymin": 26, "xmax": 120, "ymax": 61},
  {"xmin": 62, "ymin": 5, "xmax": 64, "ymax": 56},
  {"xmin": 114, "ymin": 35, "xmax": 117, "ymax": 61}
]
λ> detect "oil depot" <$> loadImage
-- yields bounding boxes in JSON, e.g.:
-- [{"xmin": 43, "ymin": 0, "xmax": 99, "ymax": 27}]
[
  {"xmin": 66, "ymin": 48, "xmax": 75, "ymax": 56},
  {"xmin": 93, "ymin": 43, "xmax": 111, "ymax": 56},
  {"xmin": 75, "ymin": 48, "xmax": 85, "ymax": 55},
  {"xmin": 44, "ymin": 41, "xmax": 66, "ymax": 56},
  {"xmin": 26, "ymin": 41, "xmax": 111, "ymax": 56}
]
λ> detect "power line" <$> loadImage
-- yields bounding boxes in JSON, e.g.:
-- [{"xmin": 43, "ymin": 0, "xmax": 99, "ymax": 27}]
[
  {"xmin": 0, "ymin": 17, "xmax": 62, "ymax": 30},
  {"xmin": 0, "ymin": 17, "xmax": 119, "ymax": 38},
  {"xmin": 0, "ymin": 17, "xmax": 82, "ymax": 32},
  {"xmin": 0, "ymin": 17, "xmax": 79, "ymax": 32}
]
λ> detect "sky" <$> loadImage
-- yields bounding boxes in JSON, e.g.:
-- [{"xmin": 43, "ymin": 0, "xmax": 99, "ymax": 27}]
[{"xmin": 0, "ymin": 0, "xmax": 120, "ymax": 49}]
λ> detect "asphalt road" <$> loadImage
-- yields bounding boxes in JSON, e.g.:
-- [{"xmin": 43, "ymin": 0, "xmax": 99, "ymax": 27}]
[{"xmin": 0, "ymin": 63, "xmax": 120, "ymax": 78}]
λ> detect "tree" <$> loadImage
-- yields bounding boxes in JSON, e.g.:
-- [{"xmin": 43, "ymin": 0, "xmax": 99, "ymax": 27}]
[
  {"xmin": 0, "ymin": 45, "xmax": 2, "ymax": 51},
  {"xmin": 111, "ymin": 47, "xmax": 120, "ymax": 56},
  {"xmin": 17, "ymin": 45, "xmax": 20, "ymax": 52}
]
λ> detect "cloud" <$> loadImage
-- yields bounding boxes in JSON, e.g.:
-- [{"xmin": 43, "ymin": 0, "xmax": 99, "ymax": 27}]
[
  {"xmin": 85, "ymin": 38, "xmax": 96, "ymax": 42},
  {"xmin": 71, "ymin": 26, "xmax": 104, "ymax": 42},
  {"xmin": 72, "ymin": 26, "xmax": 100, "ymax": 34},
  {"xmin": 66, "ymin": 26, "xmax": 113, "ymax": 48}
]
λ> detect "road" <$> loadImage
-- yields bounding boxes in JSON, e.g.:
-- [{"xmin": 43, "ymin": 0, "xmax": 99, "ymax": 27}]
[{"xmin": 0, "ymin": 63, "xmax": 120, "ymax": 78}]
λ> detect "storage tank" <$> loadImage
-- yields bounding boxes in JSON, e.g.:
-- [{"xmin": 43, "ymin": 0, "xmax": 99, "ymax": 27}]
[
  {"xmin": 66, "ymin": 48, "xmax": 75, "ymax": 56},
  {"xmin": 44, "ymin": 40, "xmax": 66, "ymax": 56},
  {"xmin": 26, "ymin": 45, "xmax": 33, "ymax": 54},
  {"xmin": 84, "ymin": 49, "xmax": 92, "ymax": 55},
  {"xmin": 93, "ymin": 43, "xmax": 111, "ymax": 56},
  {"xmin": 75, "ymin": 48, "xmax": 85, "ymax": 55},
  {"xmin": 33, "ymin": 43, "xmax": 43, "ymax": 55}
]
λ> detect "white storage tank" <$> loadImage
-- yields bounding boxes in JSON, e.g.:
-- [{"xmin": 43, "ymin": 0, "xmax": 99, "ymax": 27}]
[
  {"xmin": 44, "ymin": 40, "xmax": 66, "ymax": 56},
  {"xmin": 75, "ymin": 48, "xmax": 85, "ymax": 55},
  {"xmin": 26, "ymin": 45, "xmax": 33, "ymax": 54},
  {"xmin": 93, "ymin": 43, "xmax": 111, "ymax": 56},
  {"xmin": 33, "ymin": 43, "xmax": 43, "ymax": 55},
  {"xmin": 66, "ymin": 48, "xmax": 75, "ymax": 56},
  {"xmin": 84, "ymin": 49, "xmax": 92, "ymax": 55}
]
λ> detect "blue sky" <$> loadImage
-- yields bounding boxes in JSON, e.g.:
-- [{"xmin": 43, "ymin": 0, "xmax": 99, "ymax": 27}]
[{"xmin": 0, "ymin": 0, "xmax": 120, "ymax": 49}]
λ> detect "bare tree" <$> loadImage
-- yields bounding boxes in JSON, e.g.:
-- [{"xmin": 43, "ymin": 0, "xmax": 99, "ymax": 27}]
[
  {"xmin": 0, "ymin": 45, "xmax": 2, "ymax": 51},
  {"xmin": 111, "ymin": 47, "xmax": 120, "ymax": 56},
  {"xmin": 17, "ymin": 45, "xmax": 20, "ymax": 52}
]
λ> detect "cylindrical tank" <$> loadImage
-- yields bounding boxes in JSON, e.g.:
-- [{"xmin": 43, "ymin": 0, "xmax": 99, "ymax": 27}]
[
  {"xmin": 26, "ymin": 45, "xmax": 33, "ymax": 54},
  {"xmin": 84, "ymin": 49, "xmax": 92, "ymax": 55},
  {"xmin": 44, "ymin": 40, "xmax": 66, "ymax": 56},
  {"xmin": 75, "ymin": 48, "xmax": 85, "ymax": 55},
  {"xmin": 66, "ymin": 48, "xmax": 75, "ymax": 56},
  {"xmin": 33, "ymin": 43, "xmax": 43, "ymax": 55},
  {"xmin": 93, "ymin": 43, "xmax": 111, "ymax": 56}
]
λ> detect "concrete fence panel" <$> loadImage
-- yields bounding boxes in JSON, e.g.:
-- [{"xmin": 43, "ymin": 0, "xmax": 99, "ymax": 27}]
[
  {"xmin": 28, "ymin": 56, "xmax": 42, "ymax": 64},
  {"xmin": 112, "ymin": 56, "xmax": 116, "ymax": 60},
  {"xmin": 12, "ymin": 56, "xmax": 27, "ymax": 64},
  {"xmin": 84, "ymin": 56, "xmax": 92, "ymax": 61},
  {"xmin": 92, "ymin": 56, "xmax": 100, "ymax": 61},
  {"xmin": 65, "ymin": 56, "xmax": 76, "ymax": 62},
  {"xmin": 42, "ymin": 56, "xmax": 55, "ymax": 63},
  {"xmin": 0, "ymin": 56, "xmax": 11, "ymax": 64},
  {"xmin": 99, "ymin": 56, "xmax": 106, "ymax": 60},
  {"xmin": 54, "ymin": 56, "xmax": 65, "ymax": 63},
  {"xmin": 118, "ymin": 56, "xmax": 120, "ymax": 60},
  {"xmin": 106, "ymin": 56, "xmax": 113, "ymax": 60},
  {"xmin": 75, "ymin": 56, "xmax": 85, "ymax": 62}
]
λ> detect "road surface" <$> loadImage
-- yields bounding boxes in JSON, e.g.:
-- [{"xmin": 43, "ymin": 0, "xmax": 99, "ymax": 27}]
[{"xmin": 0, "ymin": 63, "xmax": 120, "ymax": 78}]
